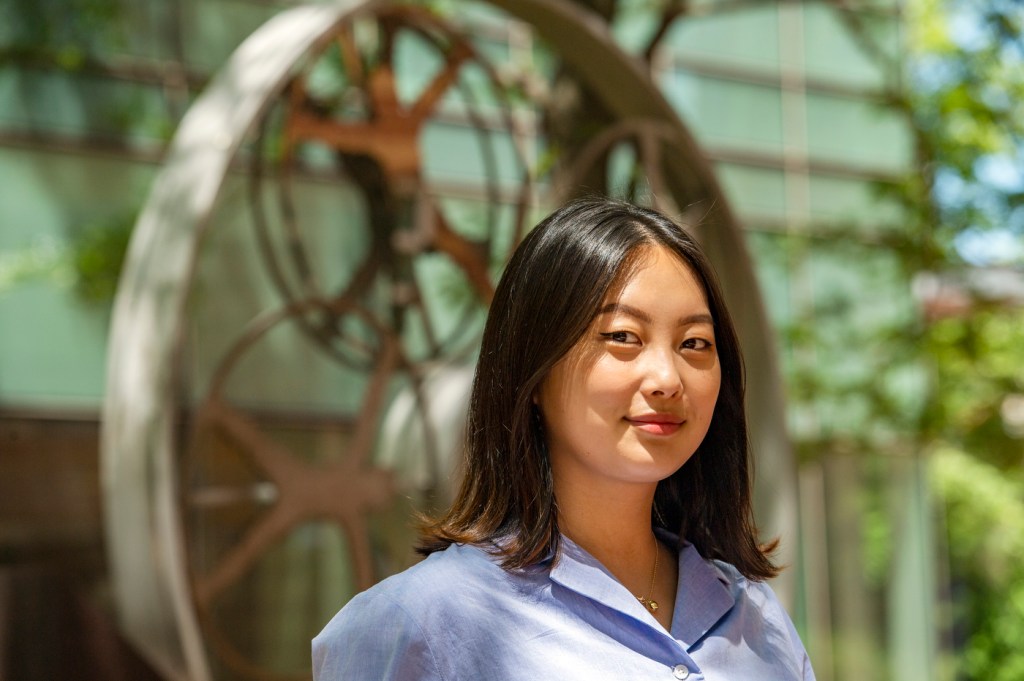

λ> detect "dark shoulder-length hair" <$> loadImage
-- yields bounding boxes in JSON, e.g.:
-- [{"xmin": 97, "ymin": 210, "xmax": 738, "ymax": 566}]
[{"xmin": 418, "ymin": 197, "xmax": 779, "ymax": 580}]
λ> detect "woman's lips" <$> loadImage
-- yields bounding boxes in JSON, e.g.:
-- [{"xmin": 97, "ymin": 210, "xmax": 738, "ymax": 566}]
[{"xmin": 627, "ymin": 416, "xmax": 683, "ymax": 435}]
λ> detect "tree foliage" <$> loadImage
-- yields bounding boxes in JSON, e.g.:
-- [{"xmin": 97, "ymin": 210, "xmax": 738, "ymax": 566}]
[
  {"xmin": 894, "ymin": 1, "xmax": 1024, "ymax": 677},
  {"xmin": 932, "ymin": 446, "xmax": 1024, "ymax": 681},
  {"xmin": 899, "ymin": 0, "xmax": 1024, "ymax": 266},
  {"xmin": 0, "ymin": 0, "xmax": 124, "ymax": 68}
]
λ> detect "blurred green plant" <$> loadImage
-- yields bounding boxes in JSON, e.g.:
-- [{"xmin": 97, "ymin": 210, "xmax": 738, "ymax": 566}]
[
  {"xmin": 924, "ymin": 305, "xmax": 1024, "ymax": 679},
  {"xmin": 0, "ymin": 214, "xmax": 135, "ymax": 305},
  {"xmin": 896, "ymin": 0, "xmax": 1024, "ymax": 267},
  {"xmin": 900, "ymin": 4, "xmax": 1024, "ymax": 677},
  {"xmin": 931, "ymin": 447, "xmax": 1024, "ymax": 681},
  {"xmin": 798, "ymin": 1, "xmax": 1024, "ymax": 677},
  {"xmin": 0, "ymin": 237, "xmax": 72, "ymax": 293},
  {"xmin": 0, "ymin": 0, "xmax": 124, "ymax": 68},
  {"xmin": 68, "ymin": 213, "xmax": 135, "ymax": 304},
  {"xmin": 780, "ymin": 0, "xmax": 1024, "ymax": 442}
]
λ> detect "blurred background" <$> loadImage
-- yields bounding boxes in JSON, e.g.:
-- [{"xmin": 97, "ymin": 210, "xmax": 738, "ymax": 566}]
[{"xmin": 1, "ymin": 0, "xmax": 1023, "ymax": 680}]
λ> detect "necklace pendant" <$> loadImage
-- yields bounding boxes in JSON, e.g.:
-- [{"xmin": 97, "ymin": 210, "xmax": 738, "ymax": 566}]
[{"xmin": 637, "ymin": 596, "xmax": 659, "ymax": 613}]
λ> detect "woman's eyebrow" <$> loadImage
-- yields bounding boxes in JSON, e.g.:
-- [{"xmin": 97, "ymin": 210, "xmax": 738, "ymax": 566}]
[{"xmin": 597, "ymin": 303, "xmax": 713, "ymax": 327}]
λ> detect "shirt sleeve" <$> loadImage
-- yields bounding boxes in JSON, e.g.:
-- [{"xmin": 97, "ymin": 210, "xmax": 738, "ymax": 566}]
[
  {"xmin": 779, "ymin": 596, "xmax": 816, "ymax": 681},
  {"xmin": 743, "ymin": 577, "xmax": 816, "ymax": 681},
  {"xmin": 312, "ymin": 590, "xmax": 447, "ymax": 681}
]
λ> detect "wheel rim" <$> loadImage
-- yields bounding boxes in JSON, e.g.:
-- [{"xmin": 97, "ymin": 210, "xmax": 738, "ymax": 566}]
[{"xmin": 102, "ymin": 2, "xmax": 796, "ymax": 680}]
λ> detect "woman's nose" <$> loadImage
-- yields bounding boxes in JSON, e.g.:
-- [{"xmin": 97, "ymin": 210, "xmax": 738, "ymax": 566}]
[{"xmin": 641, "ymin": 347, "xmax": 682, "ymax": 398}]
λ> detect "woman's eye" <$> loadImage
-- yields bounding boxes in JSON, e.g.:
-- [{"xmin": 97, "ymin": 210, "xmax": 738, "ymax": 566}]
[
  {"xmin": 600, "ymin": 331, "xmax": 639, "ymax": 344},
  {"xmin": 682, "ymin": 338, "xmax": 713, "ymax": 351}
]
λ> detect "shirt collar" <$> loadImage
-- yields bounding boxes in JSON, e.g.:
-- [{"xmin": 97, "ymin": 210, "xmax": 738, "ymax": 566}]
[
  {"xmin": 548, "ymin": 532, "xmax": 735, "ymax": 649},
  {"xmin": 548, "ymin": 535, "xmax": 648, "ymax": 623},
  {"xmin": 670, "ymin": 538, "xmax": 735, "ymax": 648}
]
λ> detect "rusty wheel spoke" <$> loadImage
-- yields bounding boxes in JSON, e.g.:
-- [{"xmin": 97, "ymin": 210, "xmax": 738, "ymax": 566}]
[
  {"xmin": 195, "ymin": 504, "xmax": 297, "ymax": 606},
  {"xmin": 408, "ymin": 280, "xmax": 442, "ymax": 358},
  {"xmin": 367, "ymin": 15, "xmax": 401, "ymax": 121},
  {"xmin": 336, "ymin": 26, "xmax": 365, "ymax": 89},
  {"xmin": 368, "ymin": 64, "xmax": 400, "ymax": 120},
  {"xmin": 203, "ymin": 400, "xmax": 298, "ymax": 484},
  {"xmin": 410, "ymin": 43, "xmax": 473, "ymax": 120},
  {"xmin": 341, "ymin": 516, "xmax": 376, "ymax": 591},
  {"xmin": 637, "ymin": 128, "xmax": 682, "ymax": 218},
  {"xmin": 190, "ymin": 481, "xmax": 278, "ymax": 509},
  {"xmin": 349, "ymin": 339, "xmax": 400, "ymax": 463},
  {"xmin": 431, "ymin": 205, "xmax": 495, "ymax": 303}
]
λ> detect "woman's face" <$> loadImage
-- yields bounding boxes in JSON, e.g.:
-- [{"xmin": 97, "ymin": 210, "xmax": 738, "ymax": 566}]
[{"xmin": 537, "ymin": 245, "xmax": 721, "ymax": 491}]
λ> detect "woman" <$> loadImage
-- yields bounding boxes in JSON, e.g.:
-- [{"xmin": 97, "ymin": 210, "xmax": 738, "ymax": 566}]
[{"xmin": 313, "ymin": 198, "xmax": 815, "ymax": 680}]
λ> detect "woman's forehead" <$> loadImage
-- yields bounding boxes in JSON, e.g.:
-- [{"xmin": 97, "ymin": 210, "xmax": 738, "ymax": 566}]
[{"xmin": 600, "ymin": 245, "xmax": 707, "ymax": 308}]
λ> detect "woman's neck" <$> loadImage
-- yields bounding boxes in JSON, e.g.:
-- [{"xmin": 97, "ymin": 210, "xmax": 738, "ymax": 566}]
[
  {"xmin": 555, "ymin": 472, "xmax": 662, "ymax": 581},
  {"xmin": 556, "ymin": 476, "xmax": 657, "ymax": 561},
  {"xmin": 555, "ymin": 474, "xmax": 677, "ymax": 630}
]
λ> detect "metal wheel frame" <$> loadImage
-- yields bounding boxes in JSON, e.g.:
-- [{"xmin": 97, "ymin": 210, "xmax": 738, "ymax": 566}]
[{"xmin": 101, "ymin": 2, "xmax": 798, "ymax": 679}]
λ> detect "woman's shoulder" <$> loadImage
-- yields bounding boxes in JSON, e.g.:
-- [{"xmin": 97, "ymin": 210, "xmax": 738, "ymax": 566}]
[
  {"xmin": 671, "ymin": 542, "xmax": 813, "ymax": 680},
  {"xmin": 313, "ymin": 543, "xmax": 545, "ymax": 681},
  {"xmin": 680, "ymin": 542, "xmax": 782, "ymax": 606},
  {"xmin": 377, "ymin": 543, "xmax": 500, "ymax": 594},
  {"xmin": 706, "ymin": 554, "xmax": 788, "ymax": 616},
  {"xmin": 313, "ymin": 544, "xmax": 483, "ymax": 680},
  {"xmin": 691, "ymin": 549, "xmax": 814, "ymax": 680},
  {"xmin": 691, "ymin": 548, "xmax": 790, "ymax": 623},
  {"xmin": 321, "ymin": 542, "xmax": 503, "ymax": 625},
  {"xmin": 314, "ymin": 544, "xmax": 534, "ymax": 642}
]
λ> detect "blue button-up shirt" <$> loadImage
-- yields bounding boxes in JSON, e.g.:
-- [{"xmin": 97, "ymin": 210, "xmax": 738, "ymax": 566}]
[{"xmin": 313, "ymin": 534, "xmax": 815, "ymax": 680}]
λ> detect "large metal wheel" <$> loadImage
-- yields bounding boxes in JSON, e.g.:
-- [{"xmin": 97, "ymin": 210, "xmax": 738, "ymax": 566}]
[{"xmin": 102, "ymin": 2, "xmax": 797, "ymax": 680}]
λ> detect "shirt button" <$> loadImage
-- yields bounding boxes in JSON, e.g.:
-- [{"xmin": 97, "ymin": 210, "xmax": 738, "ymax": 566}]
[{"xmin": 672, "ymin": 664, "xmax": 690, "ymax": 679}]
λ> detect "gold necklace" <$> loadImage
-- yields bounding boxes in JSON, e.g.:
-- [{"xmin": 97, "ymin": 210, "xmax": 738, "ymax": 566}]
[{"xmin": 636, "ymin": 535, "xmax": 660, "ymax": 613}]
